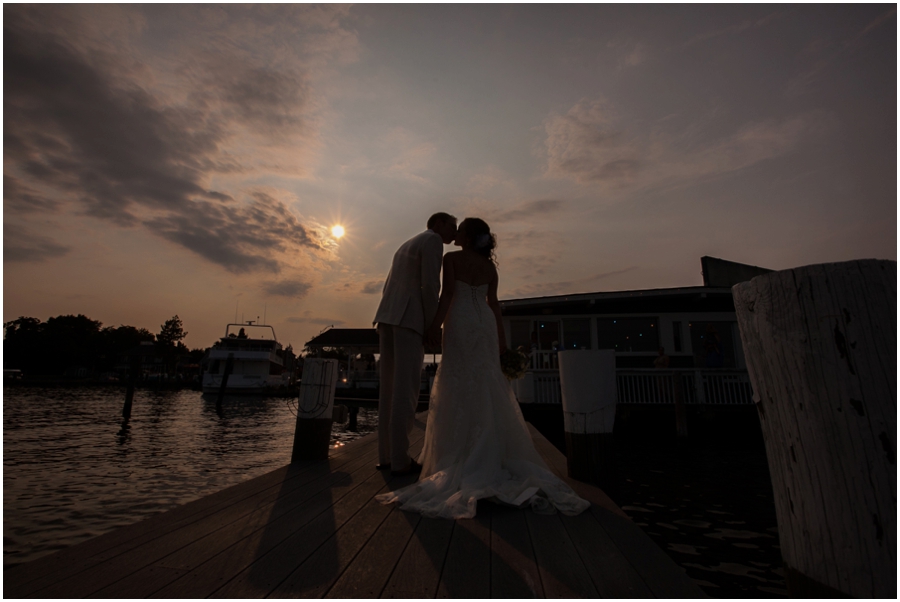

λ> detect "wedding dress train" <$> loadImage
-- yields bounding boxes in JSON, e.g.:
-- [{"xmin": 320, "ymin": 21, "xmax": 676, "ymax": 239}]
[{"xmin": 375, "ymin": 281, "xmax": 590, "ymax": 519}]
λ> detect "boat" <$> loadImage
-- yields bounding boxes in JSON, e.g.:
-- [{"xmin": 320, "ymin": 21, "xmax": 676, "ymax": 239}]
[{"xmin": 202, "ymin": 323, "xmax": 290, "ymax": 394}]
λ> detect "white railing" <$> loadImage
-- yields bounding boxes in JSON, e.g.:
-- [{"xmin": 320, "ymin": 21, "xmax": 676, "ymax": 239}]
[
  {"xmin": 617, "ymin": 369, "xmax": 753, "ymax": 405},
  {"xmin": 516, "ymin": 367, "xmax": 754, "ymax": 405}
]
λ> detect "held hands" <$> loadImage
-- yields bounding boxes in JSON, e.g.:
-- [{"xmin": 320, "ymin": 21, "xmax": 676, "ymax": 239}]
[{"xmin": 425, "ymin": 325, "xmax": 442, "ymax": 348}]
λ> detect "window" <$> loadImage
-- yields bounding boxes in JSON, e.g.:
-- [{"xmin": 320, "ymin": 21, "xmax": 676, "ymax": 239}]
[
  {"xmin": 596, "ymin": 317, "xmax": 659, "ymax": 352},
  {"xmin": 537, "ymin": 320, "xmax": 560, "ymax": 350},
  {"xmin": 689, "ymin": 321, "xmax": 735, "ymax": 368},
  {"xmin": 672, "ymin": 321, "xmax": 682, "ymax": 352},
  {"xmin": 562, "ymin": 319, "xmax": 591, "ymax": 350},
  {"xmin": 510, "ymin": 320, "xmax": 532, "ymax": 350}
]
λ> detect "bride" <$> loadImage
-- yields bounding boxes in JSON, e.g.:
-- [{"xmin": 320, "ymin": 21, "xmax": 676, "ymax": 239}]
[{"xmin": 375, "ymin": 218, "xmax": 590, "ymax": 519}]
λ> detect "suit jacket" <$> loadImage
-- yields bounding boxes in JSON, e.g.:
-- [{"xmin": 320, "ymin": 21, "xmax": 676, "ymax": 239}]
[{"xmin": 373, "ymin": 230, "xmax": 443, "ymax": 336}]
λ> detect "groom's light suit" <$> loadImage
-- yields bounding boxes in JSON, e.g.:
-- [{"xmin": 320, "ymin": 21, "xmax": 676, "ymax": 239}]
[{"xmin": 373, "ymin": 229, "xmax": 443, "ymax": 470}]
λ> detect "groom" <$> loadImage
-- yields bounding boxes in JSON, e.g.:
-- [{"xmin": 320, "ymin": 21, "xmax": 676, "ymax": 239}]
[{"xmin": 373, "ymin": 212, "xmax": 457, "ymax": 474}]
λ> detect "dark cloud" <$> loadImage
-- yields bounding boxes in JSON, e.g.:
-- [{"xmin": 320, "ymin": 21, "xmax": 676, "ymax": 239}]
[
  {"xmin": 4, "ymin": 175, "xmax": 60, "ymax": 214},
  {"xmin": 3, "ymin": 6, "xmax": 325, "ymax": 274},
  {"xmin": 144, "ymin": 192, "xmax": 324, "ymax": 274},
  {"xmin": 262, "ymin": 278, "xmax": 313, "ymax": 299},
  {"xmin": 3, "ymin": 223, "xmax": 71, "ymax": 263},
  {"xmin": 360, "ymin": 280, "xmax": 384, "ymax": 294}
]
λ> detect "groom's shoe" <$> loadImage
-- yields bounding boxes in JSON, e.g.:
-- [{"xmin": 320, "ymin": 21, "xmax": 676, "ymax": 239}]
[
  {"xmin": 391, "ymin": 459, "xmax": 422, "ymax": 476},
  {"xmin": 375, "ymin": 463, "xmax": 391, "ymax": 470}
]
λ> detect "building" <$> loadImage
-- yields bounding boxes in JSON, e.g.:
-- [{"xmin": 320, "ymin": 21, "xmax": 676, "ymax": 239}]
[{"xmin": 305, "ymin": 257, "xmax": 770, "ymax": 406}]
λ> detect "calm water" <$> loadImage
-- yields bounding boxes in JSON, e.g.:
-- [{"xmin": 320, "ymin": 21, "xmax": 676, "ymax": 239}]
[
  {"xmin": 609, "ymin": 437, "xmax": 787, "ymax": 598},
  {"xmin": 3, "ymin": 386, "xmax": 376, "ymax": 569}
]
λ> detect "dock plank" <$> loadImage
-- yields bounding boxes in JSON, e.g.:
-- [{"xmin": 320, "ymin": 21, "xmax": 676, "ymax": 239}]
[
  {"xmin": 92, "ymin": 446, "xmax": 385, "ymax": 598},
  {"xmin": 435, "ymin": 502, "xmax": 492, "ymax": 599},
  {"xmin": 266, "ymin": 484, "xmax": 396, "ymax": 598},
  {"xmin": 215, "ymin": 434, "xmax": 427, "ymax": 598},
  {"xmin": 490, "ymin": 505, "xmax": 544, "ymax": 598},
  {"xmin": 525, "ymin": 511, "xmax": 599, "ymax": 598},
  {"xmin": 558, "ymin": 511, "xmax": 654, "ymax": 598},
  {"xmin": 324, "ymin": 507, "xmax": 421, "ymax": 598},
  {"xmin": 381, "ymin": 515, "xmax": 456, "ymax": 598}
]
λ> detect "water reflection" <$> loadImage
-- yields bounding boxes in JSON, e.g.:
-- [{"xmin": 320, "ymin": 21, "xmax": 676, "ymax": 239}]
[{"xmin": 3, "ymin": 386, "xmax": 369, "ymax": 569}]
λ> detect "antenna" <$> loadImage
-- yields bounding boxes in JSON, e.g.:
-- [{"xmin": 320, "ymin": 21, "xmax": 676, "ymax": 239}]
[
  {"xmin": 263, "ymin": 304, "xmax": 267, "ymax": 326},
  {"xmin": 235, "ymin": 300, "xmax": 239, "ymax": 323}
]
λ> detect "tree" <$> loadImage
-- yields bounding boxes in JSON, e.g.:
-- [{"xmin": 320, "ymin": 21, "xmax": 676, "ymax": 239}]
[
  {"xmin": 157, "ymin": 315, "xmax": 188, "ymax": 377},
  {"xmin": 157, "ymin": 315, "xmax": 187, "ymax": 348}
]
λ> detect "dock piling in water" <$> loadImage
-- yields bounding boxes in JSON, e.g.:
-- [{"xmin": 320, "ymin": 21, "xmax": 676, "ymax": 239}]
[
  {"xmin": 733, "ymin": 259, "xmax": 896, "ymax": 598},
  {"xmin": 215, "ymin": 353, "xmax": 235, "ymax": 413}
]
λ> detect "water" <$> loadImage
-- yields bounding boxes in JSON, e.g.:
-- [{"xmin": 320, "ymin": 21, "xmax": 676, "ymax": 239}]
[
  {"xmin": 3, "ymin": 386, "xmax": 376, "ymax": 569},
  {"xmin": 609, "ymin": 436, "xmax": 787, "ymax": 598}
]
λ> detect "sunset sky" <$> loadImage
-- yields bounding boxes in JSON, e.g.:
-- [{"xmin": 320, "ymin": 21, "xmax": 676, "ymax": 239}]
[{"xmin": 4, "ymin": 4, "xmax": 896, "ymax": 351}]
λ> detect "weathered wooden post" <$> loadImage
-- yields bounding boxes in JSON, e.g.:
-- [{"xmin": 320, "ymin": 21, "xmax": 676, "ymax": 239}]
[
  {"xmin": 291, "ymin": 358, "xmax": 338, "ymax": 462},
  {"xmin": 216, "ymin": 353, "xmax": 234, "ymax": 413},
  {"xmin": 347, "ymin": 405, "xmax": 359, "ymax": 432},
  {"xmin": 558, "ymin": 350, "xmax": 617, "ymax": 488},
  {"xmin": 733, "ymin": 259, "xmax": 896, "ymax": 598}
]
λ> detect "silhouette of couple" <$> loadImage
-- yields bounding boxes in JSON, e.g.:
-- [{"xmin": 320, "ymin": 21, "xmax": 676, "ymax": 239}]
[{"xmin": 372, "ymin": 213, "xmax": 588, "ymax": 519}]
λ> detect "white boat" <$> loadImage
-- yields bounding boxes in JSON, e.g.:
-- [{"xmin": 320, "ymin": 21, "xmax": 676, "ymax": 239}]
[{"xmin": 202, "ymin": 323, "xmax": 287, "ymax": 394}]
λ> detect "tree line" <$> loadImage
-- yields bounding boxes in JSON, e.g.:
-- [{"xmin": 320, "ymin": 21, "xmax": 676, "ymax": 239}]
[{"xmin": 3, "ymin": 314, "xmax": 205, "ymax": 377}]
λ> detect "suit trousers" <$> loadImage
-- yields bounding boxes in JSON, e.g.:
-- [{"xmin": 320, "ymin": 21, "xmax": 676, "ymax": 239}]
[{"xmin": 377, "ymin": 323, "xmax": 424, "ymax": 470}]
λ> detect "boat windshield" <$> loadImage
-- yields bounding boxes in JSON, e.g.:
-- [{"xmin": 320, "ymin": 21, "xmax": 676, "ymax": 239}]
[{"xmin": 224, "ymin": 323, "xmax": 278, "ymax": 342}]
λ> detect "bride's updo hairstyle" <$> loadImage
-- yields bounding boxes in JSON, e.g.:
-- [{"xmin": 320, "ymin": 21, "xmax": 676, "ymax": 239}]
[{"xmin": 460, "ymin": 217, "xmax": 497, "ymax": 264}]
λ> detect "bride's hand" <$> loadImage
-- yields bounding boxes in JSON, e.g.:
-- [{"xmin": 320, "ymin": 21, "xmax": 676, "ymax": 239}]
[{"xmin": 425, "ymin": 325, "xmax": 441, "ymax": 347}]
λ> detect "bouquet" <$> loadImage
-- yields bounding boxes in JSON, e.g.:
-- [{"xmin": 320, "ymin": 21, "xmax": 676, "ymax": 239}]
[{"xmin": 500, "ymin": 348, "xmax": 530, "ymax": 380}]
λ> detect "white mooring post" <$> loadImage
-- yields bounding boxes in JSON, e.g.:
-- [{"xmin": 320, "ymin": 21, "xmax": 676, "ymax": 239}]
[
  {"xmin": 732, "ymin": 259, "xmax": 896, "ymax": 598},
  {"xmin": 558, "ymin": 350, "xmax": 617, "ymax": 488},
  {"xmin": 291, "ymin": 358, "xmax": 339, "ymax": 462}
]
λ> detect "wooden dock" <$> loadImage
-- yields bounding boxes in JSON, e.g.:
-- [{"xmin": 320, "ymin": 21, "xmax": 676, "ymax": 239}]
[{"xmin": 5, "ymin": 415, "xmax": 704, "ymax": 598}]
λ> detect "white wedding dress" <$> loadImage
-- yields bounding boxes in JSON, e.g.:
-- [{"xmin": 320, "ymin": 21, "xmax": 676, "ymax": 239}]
[{"xmin": 375, "ymin": 281, "xmax": 590, "ymax": 519}]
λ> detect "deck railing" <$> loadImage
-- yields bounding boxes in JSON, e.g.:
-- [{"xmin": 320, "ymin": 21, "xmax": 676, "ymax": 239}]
[
  {"xmin": 521, "ymin": 367, "xmax": 754, "ymax": 405},
  {"xmin": 336, "ymin": 365, "xmax": 754, "ymax": 405}
]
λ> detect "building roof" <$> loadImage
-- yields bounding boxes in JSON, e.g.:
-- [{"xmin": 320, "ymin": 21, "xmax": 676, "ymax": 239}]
[
  {"xmin": 305, "ymin": 328, "xmax": 379, "ymax": 349},
  {"xmin": 500, "ymin": 286, "xmax": 737, "ymax": 316}
]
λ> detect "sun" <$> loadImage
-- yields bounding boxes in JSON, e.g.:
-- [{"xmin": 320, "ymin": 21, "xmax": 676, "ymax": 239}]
[{"xmin": 331, "ymin": 225, "xmax": 345, "ymax": 239}]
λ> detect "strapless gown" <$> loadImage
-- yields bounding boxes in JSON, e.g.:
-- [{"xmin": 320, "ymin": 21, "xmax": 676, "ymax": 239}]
[{"xmin": 375, "ymin": 281, "xmax": 590, "ymax": 519}]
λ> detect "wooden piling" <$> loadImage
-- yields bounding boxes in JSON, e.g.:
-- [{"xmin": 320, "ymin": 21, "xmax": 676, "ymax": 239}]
[
  {"xmin": 558, "ymin": 350, "xmax": 618, "ymax": 489},
  {"xmin": 216, "ymin": 353, "xmax": 234, "ymax": 412},
  {"xmin": 733, "ymin": 259, "xmax": 896, "ymax": 598},
  {"xmin": 348, "ymin": 405, "xmax": 359, "ymax": 432},
  {"xmin": 121, "ymin": 355, "xmax": 141, "ymax": 422},
  {"xmin": 291, "ymin": 358, "xmax": 338, "ymax": 462}
]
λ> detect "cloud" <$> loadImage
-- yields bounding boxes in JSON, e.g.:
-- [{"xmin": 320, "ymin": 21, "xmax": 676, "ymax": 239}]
[
  {"xmin": 675, "ymin": 11, "xmax": 782, "ymax": 50},
  {"xmin": 3, "ymin": 223, "xmax": 71, "ymax": 263},
  {"xmin": 3, "ymin": 5, "xmax": 350, "ymax": 279},
  {"xmin": 286, "ymin": 310, "xmax": 345, "ymax": 326},
  {"xmin": 542, "ymin": 97, "xmax": 832, "ymax": 191},
  {"xmin": 360, "ymin": 280, "xmax": 384, "ymax": 294},
  {"xmin": 144, "ymin": 191, "xmax": 326, "ymax": 274},
  {"xmin": 3, "ymin": 175, "xmax": 61, "ymax": 214},
  {"xmin": 785, "ymin": 6, "xmax": 896, "ymax": 98},
  {"xmin": 481, "ymin": 199, "xmax": 565, "ymax": 223},
  {"xmin": 503, "ymin": 267, "xmax": 638, "ymax": 299},
  {"xmin": 542, "ymin": 98, "xmax": 642, "ymax": 186},
  {"xmin": 262, "ymin": 278, "xmax": 313, "ymax": 299}
]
